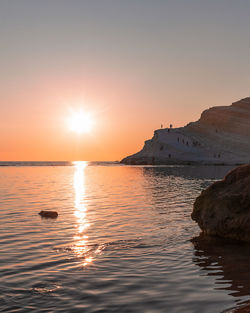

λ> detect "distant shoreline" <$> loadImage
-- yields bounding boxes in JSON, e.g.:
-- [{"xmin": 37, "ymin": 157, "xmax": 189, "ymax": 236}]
[{"xmin": 0, "ymin": 161, "xmax": 120, "ymax": 167}]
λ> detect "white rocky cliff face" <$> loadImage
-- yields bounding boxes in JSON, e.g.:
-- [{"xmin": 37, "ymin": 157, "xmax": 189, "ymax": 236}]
[{"xmin": 121, "ymin": 98, "xmax": 250, "ymax": 165}]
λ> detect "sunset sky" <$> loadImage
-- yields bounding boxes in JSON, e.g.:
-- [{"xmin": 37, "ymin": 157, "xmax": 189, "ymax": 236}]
[{"xmin": 1, "ymin": 0, "xmax": 250, "ymax": 161}]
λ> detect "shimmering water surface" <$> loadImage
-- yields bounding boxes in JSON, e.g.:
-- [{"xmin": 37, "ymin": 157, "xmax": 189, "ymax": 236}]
[{"xmin": 0, "ymin": 162, "xmax": 249, "ymax": 313}]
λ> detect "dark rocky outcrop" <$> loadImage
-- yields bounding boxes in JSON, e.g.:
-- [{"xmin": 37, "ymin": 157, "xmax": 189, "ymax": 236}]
[
  {"xmin": 39, "ymin": 210, "xmax": 58, "ymax": 219},
  {"xmin": 191, "ymin": 164, "xmax": 250, "ymax": 241}
]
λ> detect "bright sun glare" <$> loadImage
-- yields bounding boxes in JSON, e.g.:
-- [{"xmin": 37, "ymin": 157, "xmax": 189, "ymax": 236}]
[{"xmin": 68, "ymin": 110, "xmax": 93, "ymax": 134}]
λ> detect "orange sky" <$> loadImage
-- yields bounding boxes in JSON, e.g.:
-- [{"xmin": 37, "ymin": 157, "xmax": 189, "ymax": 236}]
[{"xmin": 1, "ymin": 1, "xmax": 250, "ymax": 161}]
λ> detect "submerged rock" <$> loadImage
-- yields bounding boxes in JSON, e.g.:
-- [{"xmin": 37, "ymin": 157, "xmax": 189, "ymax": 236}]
[
  {"xmin": 39, "ymin": 210, "xmax": 58, "ymax": 219},
  {"xmin": 192, "ymin": 234, "xmax": 250, "ymax": 298},
  {"xmin": 191, "ymin": 164, "xmax": 250, "ymax": 241}
]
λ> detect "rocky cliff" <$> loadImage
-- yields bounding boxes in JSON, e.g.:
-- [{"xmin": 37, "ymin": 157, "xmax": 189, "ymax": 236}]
[{"xmin": 121, "ymin": 98, "xmax": 250, "ymax": 165}]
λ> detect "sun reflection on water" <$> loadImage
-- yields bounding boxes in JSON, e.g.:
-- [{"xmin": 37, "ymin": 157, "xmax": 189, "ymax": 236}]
[{"xmin": 73, "ymin": 161, "xmax": 93, "ymax": 266}]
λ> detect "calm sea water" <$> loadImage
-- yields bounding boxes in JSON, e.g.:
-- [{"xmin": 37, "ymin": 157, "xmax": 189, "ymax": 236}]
[{"xmin": 0, "ymin": 162, "xmax": 249, "ymax": 313}]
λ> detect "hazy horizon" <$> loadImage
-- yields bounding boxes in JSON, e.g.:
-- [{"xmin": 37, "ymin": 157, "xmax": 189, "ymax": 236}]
[{"xmin": 1, "ymin": 0, "xmax": 250, "ymax": 161}]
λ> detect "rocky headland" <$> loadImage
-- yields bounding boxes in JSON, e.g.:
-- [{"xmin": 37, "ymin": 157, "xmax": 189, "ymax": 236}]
[{"xmin": 121, "ymin": 98, "xmax": 250, "ymax": 165}]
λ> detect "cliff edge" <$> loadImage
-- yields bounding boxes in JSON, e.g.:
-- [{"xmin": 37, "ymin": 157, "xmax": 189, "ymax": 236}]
[{"xmin": 121, "ymin": 98, "xmax": 250, "ymax": 165}]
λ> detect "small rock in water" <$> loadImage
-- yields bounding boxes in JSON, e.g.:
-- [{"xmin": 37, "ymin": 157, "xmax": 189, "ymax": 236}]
[
  {"xmin": 39, "ymin": 210, "xmax": 58, "ymax": 219},
  {"xmin": 191, "ymin": 164, "xmax": 250, "ymax": 242}
]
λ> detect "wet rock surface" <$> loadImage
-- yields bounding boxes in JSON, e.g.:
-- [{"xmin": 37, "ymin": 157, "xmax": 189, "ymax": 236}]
[{"xmin": 191, "ymin": 164, "xmax": 250, "ymax": 241}]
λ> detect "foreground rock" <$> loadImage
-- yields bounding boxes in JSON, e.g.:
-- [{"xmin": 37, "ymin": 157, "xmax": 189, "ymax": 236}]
[
  {"xmin": 121, "ymin": 97, "xmax": 250, "ymax": 165},
  {"xmin": 191, "ymin": 164, "xmax": 250, "ymax": 241},
  {"xmin": 39, "ymin": 210, "xmax": 58, "ymax": 219}
]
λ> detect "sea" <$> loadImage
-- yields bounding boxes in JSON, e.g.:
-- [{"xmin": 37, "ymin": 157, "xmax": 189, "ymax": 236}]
[{"xmin": 0, "ymin": 162, "xmax": 250, "ymax": 313}]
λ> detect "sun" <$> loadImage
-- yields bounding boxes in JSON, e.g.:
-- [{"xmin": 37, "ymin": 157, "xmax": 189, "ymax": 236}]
[{"xmin": 67, "ymin": 110, "xmax": 93, "ymax": 134}]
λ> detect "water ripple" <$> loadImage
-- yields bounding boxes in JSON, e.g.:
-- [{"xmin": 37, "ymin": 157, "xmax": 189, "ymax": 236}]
[{"xmin": 0, "ymin": 164, "xmax": 242, "ymax": 313}]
